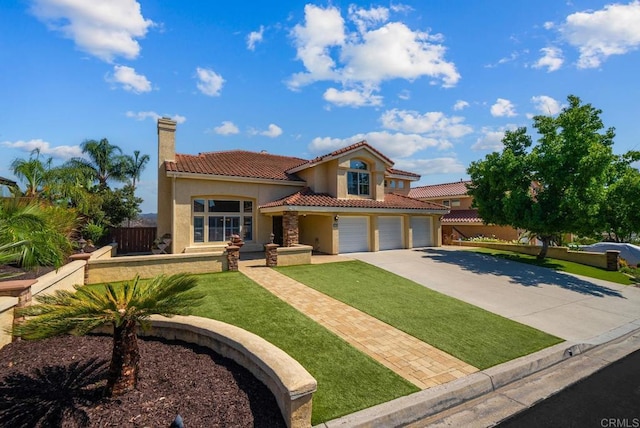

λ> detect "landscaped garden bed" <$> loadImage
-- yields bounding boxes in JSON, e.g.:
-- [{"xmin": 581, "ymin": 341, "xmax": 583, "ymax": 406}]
[{"xmin": 0, "ymin": 334, "xmax": 285, "ymax": 427}]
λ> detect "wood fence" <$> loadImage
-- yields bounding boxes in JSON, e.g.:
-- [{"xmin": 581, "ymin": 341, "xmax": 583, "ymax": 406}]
[{"xmin": 109, "ymin": 227, "xmax": 157, "ymax": 254}]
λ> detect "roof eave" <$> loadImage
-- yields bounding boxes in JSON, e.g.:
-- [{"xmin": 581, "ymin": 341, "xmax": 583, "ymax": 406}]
[{"xmin": 165, "ymin": 171, "xmax": 306, "ymax": 186}]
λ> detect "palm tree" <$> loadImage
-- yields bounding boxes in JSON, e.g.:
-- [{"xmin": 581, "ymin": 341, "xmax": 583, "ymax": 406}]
[
  {"xmin": 13, "ymin": 274, "xmax": 204, "ymax": 397},
  {"xmin": 0, "ymin": 199, "xmax": 76, "ymax": 270},
  {"xmin": 10, "ymin": 149, "xmax": 53, "ymax": 197},
  {"xmin": 65, "ymin": 139, "xmax": 129, "ymax": 189},
  {"xmin": 125, "ymin": 150, "xmax": 150, "ymax": 191}
]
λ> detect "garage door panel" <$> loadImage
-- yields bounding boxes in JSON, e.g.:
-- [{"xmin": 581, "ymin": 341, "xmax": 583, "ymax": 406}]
[
  {"xmin": 379, "ymin": 216, "xmax": 403, "ymax": 250},
  {"xmin": 339, "ymin": 217, "xmax": 369, "ymax": 253},
  {"xmin": 411, "ymin": 217, "xmax": 432, "ymax": 247}
]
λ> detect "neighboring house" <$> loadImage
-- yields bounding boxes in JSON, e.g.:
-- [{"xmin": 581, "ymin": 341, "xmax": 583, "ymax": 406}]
[
  {"xmin": 156, "ymin": 118, "xmax": 448, "ymax": 255},
  {"xmin": 409, "ymin": 180, "xmax": 519, "ymax": 243},
  {"xmin": 0, "ymin": 176, "xmax": 17, "ymax": 197}
]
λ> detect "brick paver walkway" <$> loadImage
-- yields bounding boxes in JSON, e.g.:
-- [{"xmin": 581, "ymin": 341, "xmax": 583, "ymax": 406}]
[{"xmin": 239, "ymin": 260, "xmax": 478, "ymax": 389}]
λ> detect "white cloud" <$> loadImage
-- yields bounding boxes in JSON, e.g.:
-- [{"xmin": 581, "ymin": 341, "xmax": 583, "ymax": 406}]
[
  {"xmin": 323, "ymin": 87, "xmax": 383, "ymax": 107},
  {"xmin": 214, "ymin": 121, "xmax": 239, "ymax": 135},
  {"xmin": 394, "ymin": 157, "xmax": 466, "ymax": 175},
  {"xmin": 531, "ymin": 95, "xmax": 563, "ymax": 115},
  {"xmin": 472, "ymin": 125, "xmax": 518, "ymax": 151},
  {"xmin": 288, "ymin": 4, "xmax": 459, "ymax": 106},
  {"xmin": 30, "ymin": 0, "xmax": 153, "ymax": 62},
  {"xmin": 453, "ymin": 100, "xmax": 469, "ymax": 111},
  {"xmin": 380, "ymin": 109, "xmax": 472, "ymax": 139},
  {"xmin": 397, "ymin": 89, "xmax": 410, "ymax": 100},
  {"xmin": 260, "ymin": 124, "xmax": 283, "ymax": 138},
  {"xmin": 196, "ymin": 67, "xmax": 225, "ymax": 96},
  {"xmin": 309, "ymin": 131, "xmax": 450, "ymax": 159},
  {"xmin": 348, "ymin": 5, "xmax": 389, "ymax": 33},
  {"xmin": 560, "ymin": 1, "xmax": 640, "ymax": 68},
  {"xmin": 490, "ymin": 98, "xmax": 517, "ymax": 117},
  {"xmin": 1, "ymin": 139, "xmax": 83, "ymax": 160},
  {"xmin": 126, "ymin": 111, "xmax": 186, "ymax": 124},
  {"xmin": 247, "ymin": 25, "xmax": 264, "ymax": 50},
  {"xmin": 533, "ymin": 46, "xmax": 564, "ymax": 72},
  {"xmin": 108, "ymin": 65, "xmax": 151, "ymax": 93}
]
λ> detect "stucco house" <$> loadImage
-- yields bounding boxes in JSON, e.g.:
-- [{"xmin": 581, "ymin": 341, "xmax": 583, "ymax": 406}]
[
  {"xmin": 156, "ymin": 118, "xmax": 449, "ymax": 255},
  {"xmin": 409, "ymin": 180, "xmax": 519, "ymax": 243}
]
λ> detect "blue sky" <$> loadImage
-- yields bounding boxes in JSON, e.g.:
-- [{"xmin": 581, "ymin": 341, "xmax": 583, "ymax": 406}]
[{"xmin": 1, "ymin": 1, "xmax": 639, "ymax": 213}]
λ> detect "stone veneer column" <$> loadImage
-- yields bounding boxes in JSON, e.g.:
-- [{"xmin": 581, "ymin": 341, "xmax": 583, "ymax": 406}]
[
  {"xmin": 265, "ymin": 243, "xmax": 279, "ymax": 267},
  {"xmin": 283, "ymin": 211, "xmax": 299, "ymax": 247},
  {"xmin": 606, "ymin": 250, "xmax": 620, "ymax": 271},
  {"xmin": 226, "ymin": 245, "xmax": 240, "ymax": 271},
  {"xmin": 0, "ymin": 280, "xmax": 36, "ymax": 341}
]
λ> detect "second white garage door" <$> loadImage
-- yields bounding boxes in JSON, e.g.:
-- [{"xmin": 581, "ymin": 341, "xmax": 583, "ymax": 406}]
[
  {"xmin": 338, "ymin": 216, "xmax": 369, "ymax": 253},
  {"xmin": 378, "ymin": 216, "xmax": 403, "ymax": 250},
  {"xmin": 411, "ymin": 216, "xmax": 433, "ymax": 247}
]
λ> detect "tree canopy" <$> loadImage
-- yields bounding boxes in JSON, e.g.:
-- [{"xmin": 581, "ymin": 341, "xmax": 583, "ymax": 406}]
[{"xmin": 467, "ymin": 95, "xmax": 628, "ymax": 259}]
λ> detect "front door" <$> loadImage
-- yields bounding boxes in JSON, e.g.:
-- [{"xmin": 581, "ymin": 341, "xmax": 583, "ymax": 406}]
[{"xmin": 272, "ymin": 216, "xmax": 283, "ymax": 245}]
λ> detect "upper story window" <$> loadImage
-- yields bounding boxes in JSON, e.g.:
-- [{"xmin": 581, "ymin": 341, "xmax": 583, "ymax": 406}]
[
  {"xmin": 347, "ymin": 160, "xmax": 370, "ymax": 196},
  {"xmin": 451, "ymin": 199, "xmax": 461, "ymax": 207}
]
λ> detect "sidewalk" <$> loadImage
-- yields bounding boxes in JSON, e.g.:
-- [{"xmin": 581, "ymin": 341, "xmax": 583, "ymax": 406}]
[{"xmin": 238, "ymin": 259, "xmax": 478, "ymax": 389}]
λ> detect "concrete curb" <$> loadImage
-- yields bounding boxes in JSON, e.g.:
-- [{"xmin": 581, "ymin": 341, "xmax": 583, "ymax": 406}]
[{"xmin": 315, "ymin": 327, "xmax": 640, "ymax": 428}]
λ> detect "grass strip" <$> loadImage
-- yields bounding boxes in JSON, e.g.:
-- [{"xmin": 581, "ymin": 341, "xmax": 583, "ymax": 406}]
[
  {"xmin": 190, "ymin": 271, "xmax": 418, "ymax": 424},
  {"xmin": 278, "ymin": 261, "xmax": 562, "ymax": 370},
  {"xmin": 465, "ymin": 247, "xmax": 634, "ymax": 285}
]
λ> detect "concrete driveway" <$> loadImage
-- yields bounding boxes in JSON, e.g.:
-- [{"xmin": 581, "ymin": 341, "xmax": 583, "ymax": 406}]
[{"xmin": 348, "ymin": 247, "xmax": 640, "ymax": 344}]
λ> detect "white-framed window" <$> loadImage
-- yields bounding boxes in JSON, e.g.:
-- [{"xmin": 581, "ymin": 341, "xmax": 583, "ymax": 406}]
[
  {"xmin": 193, "ymin": 198, "xmax": 254, "ymax": 243},
  {"xmin": 442, "ymin": 200, "xmax": 450, "ymax": 207},
  {"xmin": 347, "ymin": 160, "xmax": 370, "ymax": 196},
  {"xmin": 451, "ymin": 199, "xmax": 461, "ymax": 207}
]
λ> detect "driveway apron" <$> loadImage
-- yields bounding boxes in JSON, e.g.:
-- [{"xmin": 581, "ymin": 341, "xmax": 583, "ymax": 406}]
[
  {"xmin": 349, "ymin": 247, "xmax": 640, "ymax": 343},
  {"xmin": 238, "ymin": 260, "xmax": 478, "ymax": 389}
]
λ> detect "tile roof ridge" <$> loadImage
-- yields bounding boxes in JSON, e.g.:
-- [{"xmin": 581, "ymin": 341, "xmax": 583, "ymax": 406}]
[{"xmin": 413, "ymin": 179, "xmax": 471, "ymax": 189}]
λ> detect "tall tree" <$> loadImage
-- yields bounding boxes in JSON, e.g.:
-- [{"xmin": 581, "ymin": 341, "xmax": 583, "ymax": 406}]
[
  {"xmin": 125, "ymin": 150, "xmax": 150, "ymax": 191},
  {"xmin": 10, "ymin": 149, "xmax": 53, "ymax": 197},
  {"xmin": 14, "ymin": 274, "xmax": 204, "ymax": 396},
  {"xmin": 468, "ymin": 95, "xmax": 617, "ymax": 259},
  {"xmin": 66, "ymin": 138, "xmax": 129, "ymax": 189},
  {"xmin": 601, "ymin": 153, "xmax": 640, "ymax": 242}
]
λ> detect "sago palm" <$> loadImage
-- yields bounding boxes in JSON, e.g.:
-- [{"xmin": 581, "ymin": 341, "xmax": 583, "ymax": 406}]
[{"xmin": 13, "ymin": 274, "xmax": 204, "ymax": 397}]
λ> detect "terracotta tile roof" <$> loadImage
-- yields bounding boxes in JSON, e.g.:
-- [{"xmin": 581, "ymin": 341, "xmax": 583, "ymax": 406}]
[
  {"xmin": 442, "ymin": 209, "xmax": 483, "ymax": 224},
  {"xmin": 165, "ymin": 151, "xmax": 307, "ymax": 181},
  {"xmin": 292, "ymin": 141, "xmax": 394, "ymax": 170},
  {"xmin": 260, "ymin": 188, "xmax": 448, "ymax": 211},
  {"xmin": 0, "ymin": 176, "xmax": 17, "ymax": 186},
  {"xmin": 409, "ymin": 180, "xmax": 471, "ymax": 199},
  {"xmin": 387, "ymin": 168, "xmax": 420, "ymax": 179}
]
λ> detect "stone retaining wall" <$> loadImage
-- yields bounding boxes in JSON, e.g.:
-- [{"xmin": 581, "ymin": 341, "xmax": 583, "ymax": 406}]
[{"xmin": 451, "ymin": 241, "xmax": 618, "ymax": 270}]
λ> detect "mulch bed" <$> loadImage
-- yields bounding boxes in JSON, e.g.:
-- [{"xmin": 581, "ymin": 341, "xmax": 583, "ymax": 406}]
[{"xmin": 0, "ymin": 334, "xmax": 286, "ymax": 427}]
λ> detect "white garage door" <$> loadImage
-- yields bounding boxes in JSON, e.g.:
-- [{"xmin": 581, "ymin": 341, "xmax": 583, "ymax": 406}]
[
  {"xmin": 379, "ymin": 216, "xmax": 403, "ymax": 250},
  {"xmin": 339, "ymin": 216, "xmax": 369, "ymax": 253},
  {"xmin": 411, "ymin": 216, "xmax": 433, "ymax": 247}
]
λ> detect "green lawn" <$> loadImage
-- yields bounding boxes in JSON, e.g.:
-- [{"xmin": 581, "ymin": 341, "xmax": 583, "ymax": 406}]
[
  {"xmin": 277, "ymin": 261, "xmax": 562, "ymax": 370},
  {"xmin": 465, "ymin": 247, "xmax": 634, "ymax": 285},
  {"xmin": 190, "ymin": 272, "xmax": 418, "ymax": 424}
]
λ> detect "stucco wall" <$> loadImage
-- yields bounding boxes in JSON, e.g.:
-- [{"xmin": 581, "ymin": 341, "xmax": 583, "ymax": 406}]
[
  {"xmin": 276, "ymin": 245, "xmax": 313, "ymax": 266},
  {"xmin": 298, "ymin": 214, "xmax": 334, "ymax": 253},
  {"xmin": 86, "ymin": 252, "xmax": 226, "ymax": 284},
  {"xmin": 444, "ymin": 224, "xmax": 519, "ymax": 242},
  {"xmin": 171, "ymin": 177, "xmax": 305, "ymax": 253}
]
